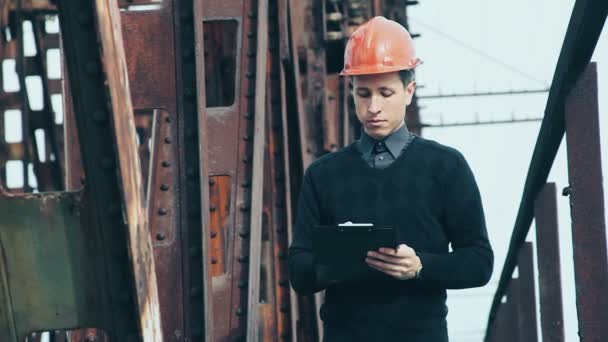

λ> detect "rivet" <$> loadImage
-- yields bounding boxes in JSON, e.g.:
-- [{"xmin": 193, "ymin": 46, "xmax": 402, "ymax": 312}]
[
  {"xmin": 164, "ymin": 137, "xmax": 172, "ymax": 144},
  {"xmin": 246, "ymin": 71, "xmax": 254, "ymax": 78},
  {"xmin": 92, "ymin": 110, "xmax": 106, "ymax": 123},
  {"xmin": 237, "ymin": 280, "xmax": 247, "ymax": 289},
  {"xmin": 244, "ymin": 112, "xmax": 254, "ymax": 120},
  {"xmin": 162, "ymin": 161, "xmax": 171, "ymax": 167},
  {"xmin": 156, "ymin": 232, "xmax": 166, "ymax": 241},
  {"xmin": 243, "ymin": 156, "xmax": 251, "ymax": 163},
  {"xmin": 243, "ymin": 135, "xmax": 252, "ymax": 141},
  {"xmin": 165, "ymin": 116, "xmax": 171, "ymax": 123},
  {"xmin": 238, "ymin": 255, "xmax": 248, "ymax": 263},
  {"xmin": 248, "ymin": 11, "xmax": 256, "ymax": 18},
  {"xmin": 247, "ymin": 51, "xmax": 255, "ymax": 58},
  {"xmin": 210, "ymin": 231, "xmax": 217, "ymax": 238},
  {"xmin": 242, "ymin": 181, "xmax": 251, "ymax": 188},
  {"xmin": 160, "ymin": 184, "xmax": 170, "ymax": 191},
  {"xmin": 240, "ymin": 204, "xmax": 250, "ymax": 211},
  {"xmin": 210, "ymin": 205, "xmax": 217, "ymax": 212},
  {"xmin": 158, "ymin": 208, "xmax": 168, "ymax": 216},
  {"xmin": 209, "ymin": 178, "xmax": 216, "ymax": 186},
  {"xmin": 235, "ymin": 308, "xmax": 246, "ymax": 317},
  {"xmin": 247, "ymin": 31, "xmax": 255, "ymax": 38},
  {"xmin": 239, "ymin": 228, "xmax": 250, "ymax": 238},
  {"xmin": 211, "ymin": 257, "xmax": 218, "ymax": 264}
]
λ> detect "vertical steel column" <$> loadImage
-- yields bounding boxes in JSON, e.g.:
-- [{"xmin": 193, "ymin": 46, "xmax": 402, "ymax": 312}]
[
  {"xmin": 57, "ymin": 0, "xmax": 163, "ymax": 340},
  {"xmin": 534, "ymin": 183, "xmax": 565, "ymax": 342},
  {"xmin": 192, "ymin": 1, "xmax": 214, "ymax": 340},
  {"xmin": 564, "ymin": 62, "xmax": 608, "ymax": 342},
  {"xmin": 246, "ymin": 0, "xmax": 269, "ymax": 338},
  {"xmin": 516, "ymin": 242, "xmax": 538, "ymax": 342}
]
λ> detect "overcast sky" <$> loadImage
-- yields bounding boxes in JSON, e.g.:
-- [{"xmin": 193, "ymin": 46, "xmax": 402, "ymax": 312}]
[{"xmin": 410, "ymin": 1, "xmax": 607, "ymax": 341}]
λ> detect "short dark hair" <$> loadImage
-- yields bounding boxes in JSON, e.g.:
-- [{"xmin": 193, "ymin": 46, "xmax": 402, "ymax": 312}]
[{"xmin": 399, "ymin": 69, "xmax": 415, "ymax": 86}]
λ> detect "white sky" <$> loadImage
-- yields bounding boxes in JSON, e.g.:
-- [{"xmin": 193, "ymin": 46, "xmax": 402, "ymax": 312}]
[{"xmin": 410, "ymin": 1, "xmax": 607, "ymax": 341}]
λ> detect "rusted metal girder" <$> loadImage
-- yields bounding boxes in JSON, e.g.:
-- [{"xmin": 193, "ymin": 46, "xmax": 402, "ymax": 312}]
[
  {"xmin": 564, "ymin": 62, "xmax": 608, "ymax": 342},
  {"xmin": 487, "ymin": 243, "xmax": 537, "ymax": 342},
  {"xmin": 57, "ymin": 0, "xmax": 163, "ymax": 340},
  {"xmin": 534, "ymin": 183, "xmax": 565, "ymax": 342}
]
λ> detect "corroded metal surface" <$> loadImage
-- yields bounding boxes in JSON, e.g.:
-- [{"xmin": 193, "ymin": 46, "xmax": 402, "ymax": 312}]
[{"xmin": 565, "ymin": 62, "xmax": 608, "ymax": 342}]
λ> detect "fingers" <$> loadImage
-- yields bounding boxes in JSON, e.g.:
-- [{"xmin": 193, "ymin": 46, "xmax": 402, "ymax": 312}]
[
  {"xmin": 365, "ymin": 256, "xmax": 403, "ymax": 272},
  {"xmin": 378, "ymin": 244, "xmax": 414, "ymax": 257},
  {"xmin": 366, "ymin": 258, "xmax": 415, "ymax": 280},
  {"xmin": 366, "ymin": 251, "xmax": 414, "ymax": 267}
]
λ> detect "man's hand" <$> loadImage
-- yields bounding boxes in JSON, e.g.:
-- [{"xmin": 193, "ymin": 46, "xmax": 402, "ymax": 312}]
[{"xmin": 365, "ymin": 244, "xmax": 422, "ymax": 280}]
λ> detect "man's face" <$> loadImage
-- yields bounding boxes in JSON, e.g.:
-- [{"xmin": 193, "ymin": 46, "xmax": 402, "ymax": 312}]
[{"xmin": 351, "ymin": 72, "xmax": 416, "ymax": 140}]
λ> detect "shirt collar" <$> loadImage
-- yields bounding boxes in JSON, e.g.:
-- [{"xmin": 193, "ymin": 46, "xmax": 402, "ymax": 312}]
[{"xmin": 357, "ymin": 123, "xmax": 410, "ymax": 158}]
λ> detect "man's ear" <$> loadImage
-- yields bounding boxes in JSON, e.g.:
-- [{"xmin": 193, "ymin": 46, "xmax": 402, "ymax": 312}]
[{"xmin": 405, "ymin": 81, "xmax": 416, "ymax": 106}]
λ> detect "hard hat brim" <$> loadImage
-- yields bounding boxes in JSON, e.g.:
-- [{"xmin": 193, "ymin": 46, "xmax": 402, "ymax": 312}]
[{"xmin": 340, "ymin": 59, "xmax": 423, "ymax": 76}]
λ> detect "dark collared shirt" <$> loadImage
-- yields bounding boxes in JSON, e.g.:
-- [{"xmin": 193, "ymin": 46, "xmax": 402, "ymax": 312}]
[{"xmin": 357, "ymin": 123, "xmax": 414, "ymax": 169}]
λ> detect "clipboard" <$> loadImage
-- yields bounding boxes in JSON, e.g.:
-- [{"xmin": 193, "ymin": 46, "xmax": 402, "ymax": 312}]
[{"xmin": 312, "ymin": 223, "xmax": 396, "ymax": 266}]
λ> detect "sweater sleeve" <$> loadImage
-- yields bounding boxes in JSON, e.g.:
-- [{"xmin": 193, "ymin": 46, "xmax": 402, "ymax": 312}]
[
  {"xmin": 416, "ymin": 153, "xmax": 494, "ymax": 289},
  {"xmin": 288, "ymin": 168, "xmax": 324, "ymax": 294}
]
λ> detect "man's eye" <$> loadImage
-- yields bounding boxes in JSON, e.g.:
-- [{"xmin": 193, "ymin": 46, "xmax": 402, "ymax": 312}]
[
  {"xmin": 381, "ymin": 91, "xmax": 394, "ymax": 97},
  {"xmin": 357, "ymin": 92, "xmax": 371, "ymax": 98}
]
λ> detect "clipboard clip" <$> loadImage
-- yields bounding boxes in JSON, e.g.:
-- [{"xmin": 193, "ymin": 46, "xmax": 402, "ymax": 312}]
[{"xmin": 337, "ymin": 221, "xmax": 374, "ymax": 233}]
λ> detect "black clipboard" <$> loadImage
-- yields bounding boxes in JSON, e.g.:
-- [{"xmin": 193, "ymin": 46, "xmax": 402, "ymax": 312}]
[{"xmin": 311, "ymin": 224, "xmax": 396, "ymax": 283}]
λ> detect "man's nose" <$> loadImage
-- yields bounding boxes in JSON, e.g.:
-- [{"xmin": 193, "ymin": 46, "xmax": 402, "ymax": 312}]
[{"xmin": 368, "ymin": 96, "xmax": 382, "ymax": 114}]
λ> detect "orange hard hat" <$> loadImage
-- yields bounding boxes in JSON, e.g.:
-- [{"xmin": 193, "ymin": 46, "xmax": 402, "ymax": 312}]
[{"xmin": 340, "ymin": 16, "xmax": 422, "ymax": 76}]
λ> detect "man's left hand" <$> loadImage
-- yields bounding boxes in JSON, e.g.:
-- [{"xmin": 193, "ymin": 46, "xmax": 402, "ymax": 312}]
[{"xmin": 365, "ymin": 244, "xmax": 422, "ymax": 280}]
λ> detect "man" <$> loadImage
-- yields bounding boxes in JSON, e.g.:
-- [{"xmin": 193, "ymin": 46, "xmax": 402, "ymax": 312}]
[{"xmin": 288, "ymin": 16, "xmax": 494, "ymax": 341}]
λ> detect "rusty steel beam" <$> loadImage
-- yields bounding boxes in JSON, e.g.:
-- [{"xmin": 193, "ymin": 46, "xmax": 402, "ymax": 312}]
[
  {"xmin": 516, "ymin": 242, "xmax": 538, "ymax": 342},
  {"xmin": 57, "ymin": 0, "xmax": 163, "ymax": 340},
  {"xmin": 93, "ymin": 2, "xmax": 163, "ymax": 339},
  {"xmin": 246, "ymin": 0, "xmax": 269, "ymax": 338},
  {"xmin": 564, "ymin": 62, "xmax": 608, "ymax": 342},
  {"xmin": 121, "ymin": 4, "xmax": 190, "ymax": 340},
  {"xmin": 191, "ymin": 0, "xmax": 215, "ymax": 340},
  {"xmin": 534, "ymin": 183, "xmax": 565, "ymax": 342}
]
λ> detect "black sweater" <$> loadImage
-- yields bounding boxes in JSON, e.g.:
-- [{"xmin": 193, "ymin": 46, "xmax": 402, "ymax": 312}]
[{"xmin": 288, "ymin": 136, "xmax": 493, "ymax": 333}]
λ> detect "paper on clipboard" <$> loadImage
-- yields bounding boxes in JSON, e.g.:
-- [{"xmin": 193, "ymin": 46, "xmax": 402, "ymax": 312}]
[{"xmin": 338, "ymin": 221, "xmax": 373, "ymax": 227}]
